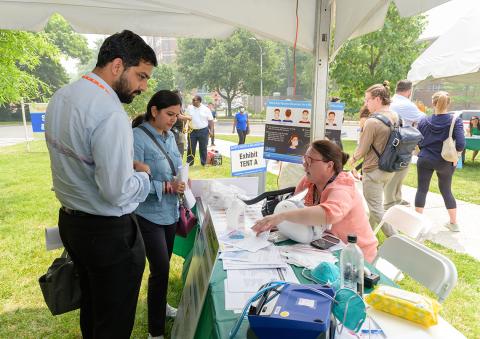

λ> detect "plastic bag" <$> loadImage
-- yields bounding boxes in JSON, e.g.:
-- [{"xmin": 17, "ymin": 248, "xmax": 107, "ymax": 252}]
[{"xmin": 365, "ymin": 285, "xmax": 441, "ymax": 327}]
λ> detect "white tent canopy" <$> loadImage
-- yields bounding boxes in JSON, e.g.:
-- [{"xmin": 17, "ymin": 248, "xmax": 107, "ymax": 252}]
[
  {"xmin": 0, "ymin": 0, "xmax": 449, "ymax": 54},
  {"xmin": 408, "ymin": 2, "xmax": 480, "ymax": 84},
  {"xmin": 0, "ymin": 0, "xmax": 450, "ymax": 139}
]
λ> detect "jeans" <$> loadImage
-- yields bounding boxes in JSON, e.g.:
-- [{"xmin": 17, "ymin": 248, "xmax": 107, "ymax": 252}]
[{"xmin": 187, "ymin": 127, "xmax": 209, "ymax": 166}]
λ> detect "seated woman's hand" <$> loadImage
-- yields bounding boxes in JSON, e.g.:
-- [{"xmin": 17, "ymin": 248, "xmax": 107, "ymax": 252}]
[{"xmin": 251, "ymin": 214, "xmax": 284, "ymax": 235}]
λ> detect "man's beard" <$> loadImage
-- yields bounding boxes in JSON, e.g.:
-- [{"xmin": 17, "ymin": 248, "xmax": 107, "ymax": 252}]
[{"xmin": 113, "ymin": 72, "xmax": 141, "ymax": 104}]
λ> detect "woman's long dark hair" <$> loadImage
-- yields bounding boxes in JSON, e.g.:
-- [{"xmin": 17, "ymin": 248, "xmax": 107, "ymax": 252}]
[{"xmin": 132, "ymin": 90, "xmax": 182, "ymax": 128}]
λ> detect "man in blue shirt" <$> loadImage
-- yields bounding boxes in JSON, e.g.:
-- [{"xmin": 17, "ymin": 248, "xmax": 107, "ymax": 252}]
[
  {"xmin": 45, "ymin": 30, "xmax": 157, "ymax": 338},
  {"xmin": 385, "ymin": 80, "xmax": 425, "ymax": 210}
]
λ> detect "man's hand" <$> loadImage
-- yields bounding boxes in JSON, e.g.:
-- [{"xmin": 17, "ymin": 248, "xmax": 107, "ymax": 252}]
[{"xmin": 133, "ymin": 161, "xmax": 151, "ymax": 175}]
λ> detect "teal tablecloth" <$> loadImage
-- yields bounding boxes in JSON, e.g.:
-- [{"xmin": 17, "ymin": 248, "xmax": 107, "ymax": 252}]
[
  {"xmin": 465, "ymin": 137, "xmax": 480, "ymax": 151},
  {"xmin": 192, "ymin": 246, "xmax": 396, "ymax": 339}
]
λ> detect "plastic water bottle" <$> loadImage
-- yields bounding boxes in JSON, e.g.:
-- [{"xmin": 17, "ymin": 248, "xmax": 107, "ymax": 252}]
[{"xmin": 340, "ymin": 234, "xmax": 364, "ymax": 297}]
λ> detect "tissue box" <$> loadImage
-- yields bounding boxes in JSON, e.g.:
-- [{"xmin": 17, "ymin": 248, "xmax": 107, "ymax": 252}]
[{"xmin": 365, "ymin": 285, "xmax": 441, "ymax": 327}]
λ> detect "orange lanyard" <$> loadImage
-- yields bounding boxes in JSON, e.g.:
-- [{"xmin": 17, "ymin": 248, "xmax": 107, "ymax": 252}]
[{"xmin": 82, "ymin": 75, "xmax": 110, "ymax": 95}]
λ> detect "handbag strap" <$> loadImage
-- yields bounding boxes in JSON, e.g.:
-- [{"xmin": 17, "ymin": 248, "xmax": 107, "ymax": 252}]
[
  {"xmin": 448, "ymin": 113, "xmax": 457, "ymax": 138},
  {"xmin": 138, "ymin": 125, "xmax": 177, "ymax": 176}
]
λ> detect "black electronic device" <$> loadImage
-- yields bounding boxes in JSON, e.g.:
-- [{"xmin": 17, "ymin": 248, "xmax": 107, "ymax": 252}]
[
  {"xmin": 310, "ymin": 234, "xmax": 341, "ymax": 250},
  {"xmin": 364, "ymin": 271, "xmax": 380, "ymax": 289}
]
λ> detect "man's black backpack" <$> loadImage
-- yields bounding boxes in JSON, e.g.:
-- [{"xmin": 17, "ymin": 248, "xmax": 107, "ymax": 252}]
[{"xmin": 371, "ymin": 114, "xmax": 423, "ymax": 172}]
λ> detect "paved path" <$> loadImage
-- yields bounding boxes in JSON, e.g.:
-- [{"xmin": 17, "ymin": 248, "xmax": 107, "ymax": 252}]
[{"xmin": 211, "ymin": 137, "xmax": 480, "ymax": 261}]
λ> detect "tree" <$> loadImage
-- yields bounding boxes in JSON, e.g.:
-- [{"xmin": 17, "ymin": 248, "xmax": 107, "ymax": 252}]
[
  {"xmin": 0, "ymin": 30, "xmax": 58, "ymax": 105},
  {"xmin": 30, "ymin": 14, "xmax": 92, "ymax": 97},
  {"xmin": 153, "ymin": 64, "xmax": 176, "ymax": 92},
  {"xmin": 329, "ymin": 4, "xmax": 427, "ymax": 116},
  {"xmin": 176, "ymin": 29, "xmax": 282, "ymax": 116},
  {"xmin": 44, "ymin": 14, "xmax": 91, "ymax": 63}
]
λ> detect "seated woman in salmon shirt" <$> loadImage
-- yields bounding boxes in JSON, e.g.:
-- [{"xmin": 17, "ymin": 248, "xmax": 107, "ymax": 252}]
[{"xmin": 252, "ymin": 140, "xmax": 378, "ymax": 262}]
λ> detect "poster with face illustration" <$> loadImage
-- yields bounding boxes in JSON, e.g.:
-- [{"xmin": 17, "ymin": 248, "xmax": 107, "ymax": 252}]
[
  {"xmin": 264, "ymin": 100, "xmax": 311, "ymax": 163},
  {"xmin": 324, "ymin": 102, "xmax": 345, "ymax": 148}
]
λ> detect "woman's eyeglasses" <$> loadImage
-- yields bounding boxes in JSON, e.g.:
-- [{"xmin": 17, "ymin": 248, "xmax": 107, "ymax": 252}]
[{"xmin": 303, "ymin": 154, "xmax": 330, "ymax": 165}]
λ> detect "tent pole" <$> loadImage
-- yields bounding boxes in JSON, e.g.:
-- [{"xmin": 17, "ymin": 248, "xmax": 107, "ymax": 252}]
[{"xmin": 311, "ymin": 0, "xmax": 332, "ymax": 141}]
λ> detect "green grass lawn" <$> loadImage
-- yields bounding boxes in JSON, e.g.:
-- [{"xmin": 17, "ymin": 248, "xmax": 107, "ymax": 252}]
[{"xmin": 0, "ymin": 139, "xmax": 478, "ymax": 338}]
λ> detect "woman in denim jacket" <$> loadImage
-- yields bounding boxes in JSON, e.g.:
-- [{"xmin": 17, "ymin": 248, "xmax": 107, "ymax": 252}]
[{"xmin": 132, "ymin": 90, "xmax": 185, "ymax": 339}]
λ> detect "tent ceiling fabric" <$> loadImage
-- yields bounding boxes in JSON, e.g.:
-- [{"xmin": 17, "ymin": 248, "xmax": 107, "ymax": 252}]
[
  {"xmin": 408, "ymin": 2, "xmax": 480, "ymax": 84},
  {"xmin": 0, "ymin": 0, "xmax": 450, "ymax": 54}
]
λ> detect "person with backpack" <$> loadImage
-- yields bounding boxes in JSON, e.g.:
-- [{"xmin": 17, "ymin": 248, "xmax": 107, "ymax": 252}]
[
  {"xmin": 348, "ymin": 82, "xmax": 399, "ymax": 237},
  {"xmin": 415, "ymin": 91, "xmax": 465, "ymax": 232},
  {"xmin": 384, "ymin": 80, "xmax": 426, "ymax": 210}
]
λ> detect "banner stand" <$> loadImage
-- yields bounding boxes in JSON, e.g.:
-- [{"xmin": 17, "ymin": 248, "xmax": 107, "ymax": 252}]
[{"xmin": 20, "ymin": 98, "xmax": 30, "ymax": 152}]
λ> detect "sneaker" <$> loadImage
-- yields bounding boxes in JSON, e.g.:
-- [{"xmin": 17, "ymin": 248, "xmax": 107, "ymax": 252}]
[
  {"xmin": 398, "ymin": 200, "xmax": 411, "ymax": 206},
  {"xmin": 166, "ymin": 303, "xmax": 177, "ymax": 318},
  {"xmin": 445, "ymin": 222, "xmax": 460, "ymax": 232},
  {"xmin": 211, "ymin": 143, "xmax": 216, "ymax": 146}
]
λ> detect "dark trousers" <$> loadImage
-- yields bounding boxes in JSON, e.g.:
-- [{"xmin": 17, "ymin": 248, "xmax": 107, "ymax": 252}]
[
  {"xmin": 415, "ymin": 156, "xmax": 457, "ymax": 209},
  {"xmin": 210, "ymin": 124, "xmax": 215, "ymax": 145},
  {"xmin": 237, "ymin": 129, "xmax": 247, "ymax": 144},
  {"xmin": 187, "ymin": 127, "xmax": 209, "ymax": 165},
  {"xmin": 136, "ymin": 215, "xmax": 176, "ymax": 336},
  {"xmin": 58, "ymin": 209, "xmax": 145, "ymax": 339}
]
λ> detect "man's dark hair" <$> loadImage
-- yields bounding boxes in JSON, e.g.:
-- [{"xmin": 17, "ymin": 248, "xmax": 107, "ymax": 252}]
[
  {"xmin": 96, "ymin": 30, "xmax": 157, "ymax": 68},
  {"xmin": 396, "ymin": 80, "xmax": 413, "ymax": 93}
]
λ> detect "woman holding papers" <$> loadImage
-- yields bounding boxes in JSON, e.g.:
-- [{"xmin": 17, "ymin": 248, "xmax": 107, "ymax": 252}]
[
  {"xmin": 252, "ymin": 140, "xmax": 378, "ymax": 262},
  {"xmin": 132, "ymin": 90, "xmax": 186, "ymax": 339}
]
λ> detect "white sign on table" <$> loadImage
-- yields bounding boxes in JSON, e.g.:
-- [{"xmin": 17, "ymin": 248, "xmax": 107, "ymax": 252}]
[{"xmin": 230, "ymin": 142, "xmax": 266, "ymax": 176}]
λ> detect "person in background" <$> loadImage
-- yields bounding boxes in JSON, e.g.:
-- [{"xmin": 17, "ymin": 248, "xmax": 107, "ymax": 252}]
[
  {"xmin": 171, "ymin": 90, "xmax": 191, "ymax": 158},
  {"xmin": 132, "ymin": 90, "xmax": 185, "ymax": 339},
  {"xmin": 415, "ymin": 91, "xmax": 465, "ymax": 232},
  {"xmin": 45, "ymin": 30, "xmax": 157, "ymax": 338},
  {"xmin": 186, "ymin": 95, "xmax": 214, "ymax": 166},
  {"xmin": 468, "ymin": 116, "xmax": 479, "ymax": 162},
  {"xmin": 208, "ymin": 102, "xmax": 216, "ymax": 146},
  {"xmin": 384, "ymin": 80, "xmax": 426, "ymax": 210},
  {"xmin": 252, "ymin": 140, "xmax": 378, "ymax": 262},
  {"xmin": 348, "ymin": 81, "xmax": 399, "ymax": 237},
  {"xmin": 232, "ymin": 105, "xmax": 250, "ymax": 144}
]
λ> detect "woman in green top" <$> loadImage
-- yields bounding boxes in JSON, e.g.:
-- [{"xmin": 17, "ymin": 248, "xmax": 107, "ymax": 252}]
[{"xmin": 469, "ymin": 116, "xmax": 480, "ymax": 161}]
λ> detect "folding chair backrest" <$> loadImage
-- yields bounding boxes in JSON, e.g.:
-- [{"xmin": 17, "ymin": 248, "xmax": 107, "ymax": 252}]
[
  {"xmin": 374, "ymin": 205, "xmax": 432, "ymax": 239},
  {"xmin": 373, "ymin": 235, "xmax": 457, "ymax": 302}
]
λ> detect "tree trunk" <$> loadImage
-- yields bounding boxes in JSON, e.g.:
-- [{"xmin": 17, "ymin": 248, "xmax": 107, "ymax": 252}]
[{"xmin": 226, "ymin": 97, "xmax": 234, "ymax": 117}]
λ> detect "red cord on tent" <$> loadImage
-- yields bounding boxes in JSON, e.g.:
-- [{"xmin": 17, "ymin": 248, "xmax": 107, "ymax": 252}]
[{"xmin": 293, "ymin": 0, "xmax": 299, "ymax": 96}]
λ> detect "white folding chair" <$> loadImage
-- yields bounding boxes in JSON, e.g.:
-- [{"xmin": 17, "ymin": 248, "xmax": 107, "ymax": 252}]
[
  {"xmin": 372, "ymin": 235, "xmax": 457, "ymax": 303},
  {"xmin": 373, "ymin": 205, "xmax": 432, "ymax": 240}
]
